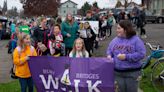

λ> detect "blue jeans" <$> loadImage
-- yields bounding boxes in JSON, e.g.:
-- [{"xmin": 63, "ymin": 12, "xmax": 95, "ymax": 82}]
[
  {"xmin": 115, "ymin": 71, "xmax": 141, "ymax": 92},
  {"xmin": 11, "ymin": 39, "xmax": 17, "ymax": 52},
  {"xmin": 19, "ymin": 77, "xmax": 34, "ymax": 92}
]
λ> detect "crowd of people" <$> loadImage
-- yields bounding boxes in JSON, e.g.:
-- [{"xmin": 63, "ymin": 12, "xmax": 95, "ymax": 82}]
[
  {"xmin": 1, "ymin": 6, "xmax": 147, "ymax": 92},
  {"xmin": 7, "ymin": 10, "xmax": 118, "ymax": 57},
  {"xmin": 8, "ymin": 12, "xmax": 99, "ymax": 92}
]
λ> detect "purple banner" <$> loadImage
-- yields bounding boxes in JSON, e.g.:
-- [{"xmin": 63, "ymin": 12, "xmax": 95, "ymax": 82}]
[{"xmin": 28, "ymin": 56, "xmax": 114, "ymax": 92}]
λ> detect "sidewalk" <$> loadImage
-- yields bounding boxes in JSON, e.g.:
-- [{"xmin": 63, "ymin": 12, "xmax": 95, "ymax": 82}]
[{"xmin": 0, "ymin": 40, "xmax": 13, "ymax": 83}]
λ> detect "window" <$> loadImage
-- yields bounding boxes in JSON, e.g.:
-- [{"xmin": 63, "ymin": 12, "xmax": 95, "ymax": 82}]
[
  {"xmin": 64, "ymin": 10, "xmax": 66, "ymax": 13},
  {"xmin": 73, "ymin": 11, "xmax": 76, "ymax": 14},
  {"xmin": 67, "ymin": 5, "xmax": 69, "ymax": 8}
]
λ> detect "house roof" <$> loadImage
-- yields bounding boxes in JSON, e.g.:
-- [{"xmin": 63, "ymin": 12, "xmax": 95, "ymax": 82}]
[
  {"xmin": 127, "ymin": 2, "xmax": 142, "ymax": 7},
  {"xmin": 61, "ymin": 0, "xmax": 78, "ymax": 5}
]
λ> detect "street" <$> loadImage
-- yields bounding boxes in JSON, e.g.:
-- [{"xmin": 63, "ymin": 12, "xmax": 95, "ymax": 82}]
[{"xmin": 94, "ymin": 23, "xmax": 164, "ymax": 57}]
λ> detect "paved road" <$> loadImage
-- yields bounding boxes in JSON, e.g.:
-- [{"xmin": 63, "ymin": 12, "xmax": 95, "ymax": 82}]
[
  {"xmin": 94, "ymin": 23, "xmax": 164, "ymax": 57},
  {"xmin": 0, "ymin": 23, "xmax": 163, "ymax": 92}
]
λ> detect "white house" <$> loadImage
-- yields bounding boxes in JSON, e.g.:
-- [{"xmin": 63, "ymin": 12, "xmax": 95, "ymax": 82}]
[
  {"xmin": 0, "ymin": 6, "xmax": 2, "ymax": 12},
  {"xmin": 150, "ymin": 0, "xmax": 164, "ymax": 15},
  {"xmin": 58, "ymin": 0, "xmax": 78, "ymax": 18},
  {"xmin": 126, "ymin": 2, "xmax": 141, "ymax": 10}
]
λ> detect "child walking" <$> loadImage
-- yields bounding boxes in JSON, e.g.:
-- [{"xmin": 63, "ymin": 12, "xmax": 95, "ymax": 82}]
[
  {"xmin": 69, "ymin": 38, "xmax": 89, "ymax": 58},
  {"xmin": 13, "ymin": 33, "xmax": 37, "ymax": 92}
]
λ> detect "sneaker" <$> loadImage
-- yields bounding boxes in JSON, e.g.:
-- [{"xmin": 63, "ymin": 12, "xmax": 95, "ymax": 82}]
[
  {"xmin": 141, "ymin": 35, "xmax": 147, "ymax": 38},
  {"xmin": 100, "ymin": 38, "xmax": 103, "ymax": 41},
  {"xmin": 103, "ymin": 37, "xmax": 106, "ymax": 40},
  {"xmin": 144, "ymin": 35, "xmax": 147, "ymax": 38}
]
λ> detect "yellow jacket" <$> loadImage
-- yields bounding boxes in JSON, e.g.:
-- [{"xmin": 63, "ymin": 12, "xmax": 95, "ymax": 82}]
[{"xmin": 13, "ymin": 46, "xmax": 37, "ymax": 78}]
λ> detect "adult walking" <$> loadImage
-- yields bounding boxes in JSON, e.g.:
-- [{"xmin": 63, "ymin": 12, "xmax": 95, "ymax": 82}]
[
  {"xmin": 61, "ymin": 14, "xmax": 79, "ymax": 55},
  {"xmin": 107, "ymin": 11, "xmax": 115, "ymax": 36},
  {"xmin": 138, "ymin": 7, "xmax": 147, "ymax": 38},
  {"xmin": 106, "ymin": 20, "xmax": 146, "ymax": 92}
]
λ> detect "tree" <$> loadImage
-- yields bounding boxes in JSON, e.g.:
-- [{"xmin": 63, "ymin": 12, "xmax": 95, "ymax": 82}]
[
  {"xmin": 80, "ymin": 2, "xmax": 92, "ymax": 16},
  {"xmin": 91, "ymin": 1, "xmax": 100, "ymax": 13},
  {"xmin": 142, "ymin": 0, "xmax": 151, "ymax": 9},
  {"xmin": 7, "ymin": 7, "xmax": 18, "ymax": 17},
  {"xmin": 2, "ymin": 0, "xmax": 8, "ymax": 15},
  {"xmin": 92, "ymin": 1, "xmax": 99, "ymax": 9},
  {"xmin": 20, "ymin": 0, "xmax": 61, "ymax": 16},
  {"xmin": 115, "ymin": 0, "xmax": 123, "ymax": 8},
  {"xmin": 116, "ymin": 0, "xmax": 133, "ymax": 8},
  {"xmin": 0, "ymin": 6, "xmax": 2, "ymax": 15},
  {"xmin": 124, "ymin": 0, "xmax": 128, "ymax": 8},
  {"xmin": 19, "ymin": 9, "xmax": 25, "ymax": 17}
]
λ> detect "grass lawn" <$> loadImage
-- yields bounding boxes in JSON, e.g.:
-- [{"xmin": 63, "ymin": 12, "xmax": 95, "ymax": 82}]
[
  {"xmin": 0, "ymin": 80, "xmax": 20, "ymax": 92},
  {"xmin": 140, "ymin": 62, "xmax": 157, "ymax": 92},
  {"xmin": 0, "ymin": 80, "xmax": 36, "ymax": 92}
]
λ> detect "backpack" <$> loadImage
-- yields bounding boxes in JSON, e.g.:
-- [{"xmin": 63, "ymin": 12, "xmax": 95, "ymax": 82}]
[
  {"xmin": 8, "ymin": 39, "xmax": 17, "ymax": 54},
  {"xmin": 10, "ymin": 46, "xmax": 34, "ymax": 79}
]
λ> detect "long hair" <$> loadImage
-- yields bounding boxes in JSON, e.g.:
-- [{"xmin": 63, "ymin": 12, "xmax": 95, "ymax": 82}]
[
  {"xmin": 0, "ymin": 22, "xmax": 2, "ymax": 30},
  {"xmin": 65, "ymin": 13, "xmax": 74, "ymax": 25},
  {"xmin": 17, "ymin": 33, "xmax": 30, "ymax": 49},
  {"xmin": 118, "ymin": 20, "xmax": 136, "ymax": 39},
  {"xmin": 71, "ymin": 38, "xmax": 87, "ymax": 56},
  {"xmin": 84, "ymin": 22, "xmax": 91, "ymax": 29}
]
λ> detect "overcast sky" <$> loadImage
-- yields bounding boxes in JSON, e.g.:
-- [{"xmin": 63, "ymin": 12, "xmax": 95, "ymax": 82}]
[{"xmin": 0, "ymin": 0, "xmax": 141, "ymax": 10}]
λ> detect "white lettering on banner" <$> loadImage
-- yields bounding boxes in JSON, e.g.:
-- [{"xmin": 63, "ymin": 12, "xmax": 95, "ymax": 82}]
[
  {"xmin": 76, "ymin": 73, "xmax": 99, "ymax": 79},
  {"xmin": 39, "ymin": 75, "xmax": 59, "ymax": 89},
  {"xmin": 74, "ymin": 80, "xmax": 102, "ymax": 92},
  {"xmin": 74, "ymin": 80, "xmax": 80, "ymax": 92},
  {"xmin": 87, "ymin": 80, "xmax": 102, "ymax": 92},
  {"xmin": 39, "ymin": 75, "xmax": 102, "ymax": 92},
  {"xmin": 43, "ymin": 69, "xmax": 55, "ymax": 75}
]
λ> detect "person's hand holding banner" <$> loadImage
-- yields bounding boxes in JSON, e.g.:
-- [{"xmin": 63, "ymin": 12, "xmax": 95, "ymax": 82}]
[{"xmin": 107, "ymin": 55, "xmax": 114, "ymax": 63}]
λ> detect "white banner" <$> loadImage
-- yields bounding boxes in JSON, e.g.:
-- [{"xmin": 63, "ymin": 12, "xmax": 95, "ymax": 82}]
[{"xmin": 79, "ymin": 21, "xmax": 99, "ymax": 34}]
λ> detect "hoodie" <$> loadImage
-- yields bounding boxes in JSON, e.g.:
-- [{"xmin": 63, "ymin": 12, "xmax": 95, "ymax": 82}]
[{"xmin": 106, "ymin": 36, "xmax": 146, "ymax": 71}]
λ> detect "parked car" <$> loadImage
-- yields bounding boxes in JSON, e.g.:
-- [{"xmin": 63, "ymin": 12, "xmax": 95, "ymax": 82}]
[{"xmin": 145, "ymin": 11, "xmax": 164, "ymax": 23}]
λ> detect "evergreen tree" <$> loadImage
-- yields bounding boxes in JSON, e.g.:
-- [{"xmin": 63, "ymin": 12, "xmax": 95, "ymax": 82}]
[
  {"xmin": 2, "ymin": 0, "xmax": 8, "ymax": 15},
  {"xmin": 81, "ymin": 2, "xmax": 92, "ymax": 16}
]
